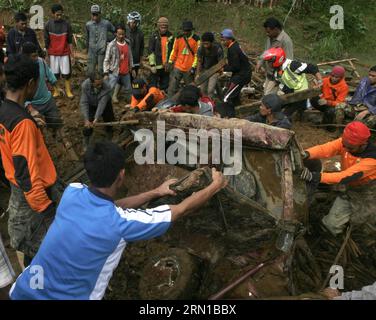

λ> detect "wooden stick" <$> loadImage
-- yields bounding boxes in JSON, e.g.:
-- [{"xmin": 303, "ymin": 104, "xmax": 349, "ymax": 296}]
[
  {"xmin": 208, "ymin": 260, "xmax": 270, "ymax": 300},
  {"xmin": 348, "ymin": 60, "xmax": 361, "ymax": 78},
  {"xmin": 94, "ymin": 120, "xmax": 140, "ymax": 127},
  {"xmin": 311, "ymin": 124, "xmax": 376, "ymax": 133},
  {"xmin": 317, "ymin": 58, "xmax": 358, "ymax": 66},
  {"xmin": 320, "ymin": 226, "xmax": 352, "ymax": 291}
]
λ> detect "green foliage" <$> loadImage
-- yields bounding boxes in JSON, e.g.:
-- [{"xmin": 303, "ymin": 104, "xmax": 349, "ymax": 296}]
[
  {"xmin": 0, "ymin": 0, "xmax": 38, "ymax": 12},
  {"xmin": 310, "ymin": 32, "xmax": 344, "ymax": 61}
]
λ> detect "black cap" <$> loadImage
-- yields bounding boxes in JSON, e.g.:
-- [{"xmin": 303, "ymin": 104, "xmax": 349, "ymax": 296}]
[
  {"xmin": 182, "ymin": 20, "xmax": 193, "ymax": 31},
  {"xmin": 261, "ymin": 94, "xmax": 283, "ymax": 113},
  {"xmin": 177, "ymin": 85, "xmax": 200, "ymax": 106},
  {"xmin": 132, "ymin": 79, "xmax": 147, "ymax": 96}
]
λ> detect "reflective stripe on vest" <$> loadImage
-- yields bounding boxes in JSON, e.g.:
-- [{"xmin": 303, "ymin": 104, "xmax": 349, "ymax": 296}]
[{"xmin": 279, "ymin": 60, "xmax": 309, "ymax": 92}]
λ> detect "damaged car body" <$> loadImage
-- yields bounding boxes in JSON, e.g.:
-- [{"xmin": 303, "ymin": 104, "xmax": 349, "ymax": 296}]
[{"xmin": 101, "ymin": 111, "xmax": 322, "ymax": 300}]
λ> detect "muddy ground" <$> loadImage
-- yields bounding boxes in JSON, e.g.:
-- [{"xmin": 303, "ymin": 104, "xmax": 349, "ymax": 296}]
[{"xmin": 0, "ymin": 65, "xmax": 375, "ymax": 300}]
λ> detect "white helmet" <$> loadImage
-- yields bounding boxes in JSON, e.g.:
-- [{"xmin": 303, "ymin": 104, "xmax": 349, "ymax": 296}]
[{"xmin": 127, "ymin": 11, "xmax": 141, "ymax": 26}]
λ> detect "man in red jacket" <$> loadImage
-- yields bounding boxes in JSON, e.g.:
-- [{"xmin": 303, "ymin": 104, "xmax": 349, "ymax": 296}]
[
  {"xmin": 311, "ymin": 66, "xmax": 349, "ymax": 125},
  {"xmin": 44, "ymin": 4, "xmax": 75, "ymax": 99}
]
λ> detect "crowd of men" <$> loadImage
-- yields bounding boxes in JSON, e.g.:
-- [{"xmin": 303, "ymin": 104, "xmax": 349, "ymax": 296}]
[{"xmin": 1, "ymin": 3, "xmax": 376, "ymax": 300}]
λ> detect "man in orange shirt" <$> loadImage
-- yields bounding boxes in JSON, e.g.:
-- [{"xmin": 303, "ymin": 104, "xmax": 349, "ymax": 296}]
[
  {"xmin": 300, "ymin": 121, "xmax": 376, "ymax": 236},
  {"xmin": 311, "ymin": 66, "xmax": 349, "ymax": 124},
  {"xmin": 0, "ymin": 55, "xmax": 60, "ymax": 266},
  {"xmin": 130, "ymin": 79, "xmax": 165, "ymax": 112},
  {"xmin": 167, "ymin": 21, "xmax": 200, "ymax": 97}
]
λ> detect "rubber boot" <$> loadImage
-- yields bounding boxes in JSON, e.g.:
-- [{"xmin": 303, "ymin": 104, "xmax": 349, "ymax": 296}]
[
  {"xmin": 112, "ymin": 84, "xmax": 121, "ymax": 104},
  {"xmin": 52, "ymin": 84, "xmax": 60, "ymax": 98},
  {"xmin": 65, "ymin": 79, "xmax": 74, "ymax": 99}
]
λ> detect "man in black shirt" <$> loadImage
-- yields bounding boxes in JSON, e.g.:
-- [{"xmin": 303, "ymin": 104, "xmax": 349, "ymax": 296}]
[
  {"xmin": 126, "ymin": 11, "xmax": 144, "ymax": 78},
  {"xmin": 197, "ymin": 32, "xmax": 224, "ymax": 99},
  {"xmin": 6, "ymin": 12, "xmax": 43, "ymax": 58},
  {"xmin": 221, "ymin": 29, "xmax": 251, "ymax": 112}
]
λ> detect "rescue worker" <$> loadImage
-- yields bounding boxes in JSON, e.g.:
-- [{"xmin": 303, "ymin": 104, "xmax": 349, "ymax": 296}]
[
  {"xmin": 86, "ymin": 5, "xmax": 115, "ymax": 76},
  {"xmin": 262, "ymin": 47, "xmax": 322, "ymax": 118},
  {"xmin": 103, "ymin": 24, "xmax": 135, "ymax": 103},
  {"xmin": 10, "ymin": 142, "xmax": 227, "ymax": 300},
  {"xmin": 22, "ymin": 42, "xmax": 63, "ymax": 133},
  {"xmin": 197, "ymin": 32, "xmax": 224, "ymax": 99},
  {"xmin": 44, "ymin": 4, "xmax": 75, "ymax": 99},
  {"xmin": 6, "ymin": 12, "xmax": 43, "ymax": 58},
  {"xmin": 300, "ymin": 121, "xmax": 376, "ymax": 236},
  {"xmin": 255, "ymin": 17, "xmax": 294, "ymax": 95},
  {"xmin": 221, "ymin": 29, "xmax": 251, "ymax": 111},
  {"xmin": 80, "ymin": 73, "xmax": 115, "ymax": 150},
  {"xmin": 148, "ymin": 17, "xmax": 174, "ymax": 91},
  {"xmin": 310, "ymin": 65, "xmax": 349, "ymax": 125},
  {"xmin": 167, "ymin": 21, "xmax": 200, "ymax": 97},
  {"xmin": 336, "ymin": 65, "xmax": 376, "ymax": 128},
  {"xmin": 246, "ymin": 94, "xmax": 292, "ymax": 129},
  {"xmin": 126, "ymin": 11, "xmax": 144, "ymax": 77},
  {"xmin": 156, "ymin": 85, "xmax": 214, "ymax": 116},
  {"xmin": 0, "ymin": 55, "xmax": 60, "ymax": 267},
  {"xmin": 130, "ymin": 79, "xmax": 165, "ymax": 112}
]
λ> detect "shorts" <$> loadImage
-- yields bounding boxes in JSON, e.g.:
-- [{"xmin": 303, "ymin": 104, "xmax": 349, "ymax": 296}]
[
  {"xmin": 8, "ymin": 183, "xmax": 61, "ymax": 258},
  {"xmin": 0, "ymin": 234, "xmax": 15, "ymax": 288},
  {"xmin": 49, "ymin": 55, "xmax": 71, "ymax": 75}
]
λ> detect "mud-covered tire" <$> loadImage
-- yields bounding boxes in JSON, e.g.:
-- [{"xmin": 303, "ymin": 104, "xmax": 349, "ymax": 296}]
[{"xmin": 139, "ymin": 248, "xmax": 202, "ymax": 300}]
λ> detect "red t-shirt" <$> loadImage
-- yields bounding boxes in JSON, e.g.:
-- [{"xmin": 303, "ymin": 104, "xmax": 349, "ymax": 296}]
[{"xmin": 117, "ymin": 42, "xmax": 129, "ymax": 75}]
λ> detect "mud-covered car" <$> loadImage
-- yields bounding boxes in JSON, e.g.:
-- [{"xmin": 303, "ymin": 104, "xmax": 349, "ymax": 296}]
[{"xmin": 98, "ymin": 111, "xmax": 323, "ymax": 300}]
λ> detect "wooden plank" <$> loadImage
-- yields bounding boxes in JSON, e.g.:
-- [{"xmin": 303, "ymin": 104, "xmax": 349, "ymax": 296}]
[
  {"xmin": 317, "ymin": 58, "xmax": 357, "ymax": 66},
  {"xmin": 236, "ymin": 88, "xmax": 321, "ymax": 115},
  {"xmin": 194, "ymin": 59, "xmax": 227, "ymax": 86}
]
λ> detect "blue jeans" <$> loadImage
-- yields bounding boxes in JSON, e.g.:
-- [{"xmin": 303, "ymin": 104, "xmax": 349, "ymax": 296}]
[{"xmin": 117, "ymin": 74, "xmax": 132, "ymax": 95}]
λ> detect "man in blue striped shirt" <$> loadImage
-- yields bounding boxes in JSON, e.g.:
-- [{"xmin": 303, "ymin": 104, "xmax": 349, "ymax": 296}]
[{"xmin": 10, "ymin": 141, "xmax": 227, "ymax": 300}]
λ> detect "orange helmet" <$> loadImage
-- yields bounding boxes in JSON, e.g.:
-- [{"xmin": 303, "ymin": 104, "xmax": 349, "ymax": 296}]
[{"xmin": 262, "ymin": 47, "xmax": 286, "ymax": 68}]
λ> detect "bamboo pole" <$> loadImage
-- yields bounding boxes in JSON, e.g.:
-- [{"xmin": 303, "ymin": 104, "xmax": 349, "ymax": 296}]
[{"xmin": 94, "ymin": 120, "xmax": 140, "ymax": 127}]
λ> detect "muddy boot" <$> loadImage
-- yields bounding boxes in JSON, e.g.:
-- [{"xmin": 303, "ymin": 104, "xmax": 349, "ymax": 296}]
[
  {"xmin": 112, "ymin": 84, "xmax": 121, "ymax": 104},
  {"xmin": 52, "ymin": 84, "xmax": 60, "ymax": 98},
  {"xmin": 65, "ymin": 79, "xmax": 74, "ymax": 99}
]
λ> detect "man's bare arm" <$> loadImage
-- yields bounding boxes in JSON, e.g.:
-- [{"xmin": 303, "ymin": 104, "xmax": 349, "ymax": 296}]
[
  {"xmin": 115, "ymin": 179, "xmax": 177, "ymax": 209},
  {"xmin": 169, "ymin": 169, "xmax": 227, "ymax": 222}
]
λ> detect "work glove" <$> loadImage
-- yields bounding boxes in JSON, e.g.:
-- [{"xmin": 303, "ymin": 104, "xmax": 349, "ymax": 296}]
[
  {"xmin": 150, "ymin": 65, "xmax": 157, "ymax": 74},
  {"xmin": 318, "ymin": 99, "xmax": 327, "ymax": 106},
  {"xmin": 300, "ymin": 168, "xmax": 321, "ymax": 183}
]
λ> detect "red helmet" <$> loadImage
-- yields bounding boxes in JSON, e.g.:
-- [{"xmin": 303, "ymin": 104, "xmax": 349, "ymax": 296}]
[{"xmin": 262, "ymin": 47, "xmax": 286, "ymax": 68}]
